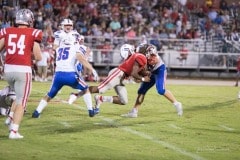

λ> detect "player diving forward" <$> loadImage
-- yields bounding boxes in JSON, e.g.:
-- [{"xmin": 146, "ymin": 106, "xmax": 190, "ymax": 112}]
[
  {"xmin": 32, "ymin": 19, "xmax": 99, "ymax": 118},
  {"xmin": 68, "ymin": 44, "xmax": 151, "ymax": 114}
]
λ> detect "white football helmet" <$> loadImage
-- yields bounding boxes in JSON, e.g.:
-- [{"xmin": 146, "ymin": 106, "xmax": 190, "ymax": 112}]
[
  {"xmin": 61, "ymin": 19, "xmax": 73, "ymax": 33},
  {"xmin": 120, "ymin": 44, "xmax": 135, "ymax": 60},
  {"xmin": 146, "ymin": 44, "xmax": 158, "ymax": 58},
  {"xmin": 15, "ymin": 9, "xmax": 34, "ymax": 26}
]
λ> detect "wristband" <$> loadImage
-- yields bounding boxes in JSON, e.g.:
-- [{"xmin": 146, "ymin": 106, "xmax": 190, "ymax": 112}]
[{"xmin": 141, "ymin": 77, "xmax": 145, "ymax": 82}]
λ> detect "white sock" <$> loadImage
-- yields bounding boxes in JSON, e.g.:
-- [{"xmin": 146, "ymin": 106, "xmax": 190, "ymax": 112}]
[
  {"xmin": 9, "ymin": 111, "xmax": 14, "ymax": 118},
  {"xmin": 132, "ymin": 108, "xmax": 138, "ymax": 113},
  {"xmin": 102, "ymin": 96, "xmax": 113, "ymax": 103},
  {"xmin": 83, "ymin": 93, "xmax": 93, "ymax": 110},
  {"xmin": 173, "ymin": 101, "xmax": 179, "ymax": 106},
  {"xmin": 36, "ymin": 99, "xmax": 48, "ymax": 113},
  {"xmin": 10, "ymin": 123, "xmax": 19, "ymax": 132}
]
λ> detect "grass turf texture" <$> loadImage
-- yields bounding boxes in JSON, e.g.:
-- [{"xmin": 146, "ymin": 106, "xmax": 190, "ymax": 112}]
[{"xmin": 0, "ymin": 80, "xmax": 239, "ymax": 160}]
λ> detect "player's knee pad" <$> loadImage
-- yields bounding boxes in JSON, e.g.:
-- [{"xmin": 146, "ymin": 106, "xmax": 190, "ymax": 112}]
[
  {"xmin": 115, "ymin": 85, "xmax": 128, "ymax": 104},
  {"xmin": 157, "ymin": 88, "xmax": 165, "ymax": 95}
]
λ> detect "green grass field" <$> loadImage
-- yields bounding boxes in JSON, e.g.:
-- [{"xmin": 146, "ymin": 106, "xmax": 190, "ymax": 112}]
[{"xmin": 0, "ymin": 80, "xmax": 239, "ymax": 160}]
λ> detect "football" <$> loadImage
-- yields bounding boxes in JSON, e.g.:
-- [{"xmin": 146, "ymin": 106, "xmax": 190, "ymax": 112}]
[{"xmin": 138, "ymin": 69, "xmax": 151, "ymax": 76}]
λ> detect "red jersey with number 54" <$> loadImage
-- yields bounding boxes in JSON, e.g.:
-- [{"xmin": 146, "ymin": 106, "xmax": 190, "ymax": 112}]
[{"xmin": 0, "ymin": 27, "xmax": 42, "ymax": 72}]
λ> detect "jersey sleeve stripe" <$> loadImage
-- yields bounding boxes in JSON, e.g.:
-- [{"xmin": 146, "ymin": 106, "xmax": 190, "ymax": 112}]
[
  {"xmin": 0, "ymin": 28, "xmax": 6, "ymax": 35},
  {"xmin": 32, "ymin": 29, "xmax": 41, "ymax": 37}
]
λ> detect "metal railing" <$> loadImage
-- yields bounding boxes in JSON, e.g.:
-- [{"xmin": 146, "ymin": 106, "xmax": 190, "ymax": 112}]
[{"xmin": 86, "ymin": 36, "xmax": 239, "ymax": 73}]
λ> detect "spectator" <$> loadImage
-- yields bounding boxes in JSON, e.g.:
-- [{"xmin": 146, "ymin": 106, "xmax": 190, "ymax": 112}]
[
  {"xmin": 177, "ymin": 44, "xmax": 188, "ymax": 65},
  {"xmin": 159, "ymin": 28, "xmax": 169, "ymax": 39},
  {"xmin": 221, "ymin": 10, "xmax": 230, "ymax": 25},
  {"xmin": 43, "ymin": 0, "xmax": 53, "ymax": 17},
  {"xmin": 235, "ymin": 56, "xmax": 240, "ymax": 87},
  {"xmin": 103, "ymin": 27, "xmax": 114, "ymax": 43},
  {"xmin": 162, "ymin": 0, "xmax": 173, "ymax": 10},
  {"xmin": 99, "ymin": 38, "xmax": 113, "ymax": 63},
  {"xmin": 175, "ymin": 16, "xmax": 182, "ymax": 36},
  {"xmin": 109, "ymin": 15, "xmax": 121, "ymax": 32},
  {"xmin": 229, "ymin": 2, "xmax": 238, "ymax": 18},
  {"xmin": 219, "ymin": 0, "xmax": 229, "ymax": 11},
  {"xmin": 36, "ymin": 45, "xmax": 51, "ymax": 82},
  {"xmin": 208, "ymin": 7, "xmax": 218, "ymax": 22},
  {"xmin": 230, "ymin": 29, "xmax": 240, "ymax": 42},
  {"xmin": 125, "ymin": 26, "xmax": 136, "ymax": 39},
  {"xmin": 205, "ymin": 0, "xmax": 213, "ymax": 8},
  {"xmin": 150, "ymin": 28, "xmax": 162, "ymax": 51},
  {"xmin": 139, "ymin": 35, "xmax": 147, "ymax": 45},
  {"xmin": 221, "ymin": 41, "xmax": 228, "ymax": 67},
  {"xmin": 34, "ymin": 11, "xmax": 44, "ymax": 30}
]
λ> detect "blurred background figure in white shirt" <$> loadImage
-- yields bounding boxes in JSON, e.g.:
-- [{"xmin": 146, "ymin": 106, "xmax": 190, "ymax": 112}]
[{"xmin": 36, "ymin": 45, "xmax": 50, "ymax": 82}]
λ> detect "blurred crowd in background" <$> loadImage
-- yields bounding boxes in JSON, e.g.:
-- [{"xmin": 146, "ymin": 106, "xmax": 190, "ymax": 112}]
[
  {"xmin": 0, "ymin": 0, "xmax": 240, "ymax": 81},
  {"xmin": 1, "ymin": 0, "xmax": 240, "ymax": 46}
]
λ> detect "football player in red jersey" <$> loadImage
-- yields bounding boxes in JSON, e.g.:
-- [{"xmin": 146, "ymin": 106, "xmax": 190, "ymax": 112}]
[
  {"xmin": 121, "ymin": 44, "xmax": 183, "ymax": 118},
  {"xmin": 0, "ymin": 9, "xmax": 42, "ymax": 139},
  {"xmin": 68, "ymin": 44, "xmax": 150, "ymax": 113}
]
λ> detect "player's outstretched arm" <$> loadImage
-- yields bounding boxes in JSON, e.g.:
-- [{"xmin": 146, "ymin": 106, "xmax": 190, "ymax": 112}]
[{"xmin": 76, "ymin": 52, "xmax": 93, "ymax": 72}]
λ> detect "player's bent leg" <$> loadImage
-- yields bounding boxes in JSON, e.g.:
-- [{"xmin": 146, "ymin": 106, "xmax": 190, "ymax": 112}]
[{"xmin": 115, "ymin": 85, "xmax": 128, "ymax": 105}]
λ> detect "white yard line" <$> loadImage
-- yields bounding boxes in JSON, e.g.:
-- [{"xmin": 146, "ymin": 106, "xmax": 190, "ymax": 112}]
[
  {"xmin": 32, "ymin": 89, "xmax": 206, "ymax": 160},
  {"xmin": 64, "ymin": 100, "xmax": 206, "ymax": 160},
  {"xmin": 59, "ymin": 121, "xmax": 71, "ymax": 127},
  {"xmin": 218, "ymin": 125, "xmax": 235, "ymax": 131},
  {"xmin": 168, "ymin": 124, "xmax": 182, "ymax": 130},
  {"xmin": 122, "ymin": 127, "xmax": 206, "ymax": 160}
]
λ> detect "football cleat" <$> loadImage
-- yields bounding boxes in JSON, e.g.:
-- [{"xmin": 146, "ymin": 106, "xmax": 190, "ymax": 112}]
[
  {"xmin": 94, "ymin": 107, "xmax": 100, "ymax": 114},
  {"xmin": 94, "ymin": 95, "xmax": 103, "ymax": 109},
  {"xmin": 9, "ymin": 131, "xmax": 24, "ymax": 139},
  {"xmin": 68, "ymin": 93, "xmax": 77, "ymax": 104},
  {"xmin": 121, "ymin": 110, "xmax": 138, "ymax": 118},
  {"xmin": 88, "ymin": 110, "xmax": 96, "ymax": 117},
  {"xmin": 32, "ymin": 110, "xmax": 40, "ymax": 118},
  {"xmin": 175, "ymin": 102, "xmax": 183, "ymax": 116}
]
